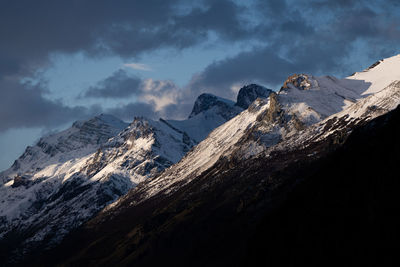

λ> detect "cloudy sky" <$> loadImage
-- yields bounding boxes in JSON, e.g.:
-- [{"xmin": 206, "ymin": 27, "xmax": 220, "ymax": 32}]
[{"xmin": 1, "ymin": 0, "xmax": 399, "ymax": 170}]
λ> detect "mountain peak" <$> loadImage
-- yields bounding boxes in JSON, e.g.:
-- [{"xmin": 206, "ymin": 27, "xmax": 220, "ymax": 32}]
[
  {"xmin": 188, "ymin": 93, "xmax": 235, "ymax": 119},
  {"xmin": 235, "ymin": 84, "xmax": 273, "ymax": 109},
  {"xmin": 32, "ymin": 115, "xmax": 128, "ymax": 158},
  {"xmin": 280, "ymin": 74, "xmax": 315, "ymax": 91}
]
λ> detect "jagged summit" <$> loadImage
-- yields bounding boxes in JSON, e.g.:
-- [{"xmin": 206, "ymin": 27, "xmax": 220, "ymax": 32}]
[
  {"xmin": 280, "ymin": 74, "xmax": 315, "ymax": 91},
  {"xmin": 7, "ymin": 114, "xmax": 129, "ymax": 176},
  {"xmin": 188, "ymin": 93, "xmax": 236, "ymax": 119},
  {"xmin": 235, "ymin": 84, "xmax": 273, "ymax": 109},
  {"xmin": 189, "ymin": 84, "xmax": 275, "ymax": 119},
  {"xmin": 168, "ymin": 86, "xmax": 272, "ymax": 142},
  {"xmin": 167, "ymin": 94, "xmax": 241, "ymax": 142}
]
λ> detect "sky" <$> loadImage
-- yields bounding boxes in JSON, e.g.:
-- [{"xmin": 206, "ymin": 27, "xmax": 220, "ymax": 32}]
[{"xmin": 1, "ymin": 0, "xmax": 400, "ymax": 171}]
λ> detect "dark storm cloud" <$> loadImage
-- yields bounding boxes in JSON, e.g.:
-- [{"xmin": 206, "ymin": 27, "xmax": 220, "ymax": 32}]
[
  {"xmin": 187, "ymin": 48, "xmax": 294, "ymax": 98},
  {"xmin": 1, "ymin": 0, "xmax": 400, "ymax": 131},
  {"xmin": 308, "ymin": 0, "xmax": 359, "ymax": 8},
  {"xmin": 83, "ymin": 70, "xmax": 142, "ymax": 98},
  {"xmin": 0, "ymin": 0, "xmax": 177, "ymax": 75},
  {"xmin": 189, "ymin": 0, "xmax": 400, "ymax": 96},
  {"xmin": 0, "ymin": 0, "xmax": 250, "ymax": 77},
  {"xmin": 80, "ymin": 0, "xmax": 400, "ymax": 117},
  {"xmin": 0, "ymin": 0, "xmax": 252, "ymax": 130},
  {"xmin": 172, "ymin": 0, "xmax": 252, "ymax": 41}
]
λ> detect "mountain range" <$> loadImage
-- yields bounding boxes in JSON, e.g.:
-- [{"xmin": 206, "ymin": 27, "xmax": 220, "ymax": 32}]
[
  {"xmin": 1, "ymin": 54, "xmax": 400, "ymax": 266},
  {"xmin": 0, "ymin": 83, "xmax": 272, "ymax": 263}
]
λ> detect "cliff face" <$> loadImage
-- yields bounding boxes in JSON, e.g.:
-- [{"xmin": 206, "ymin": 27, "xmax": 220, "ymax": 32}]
[{"xmin": 235, "ymin": 84, "xmax": 273, "ymax": 109}]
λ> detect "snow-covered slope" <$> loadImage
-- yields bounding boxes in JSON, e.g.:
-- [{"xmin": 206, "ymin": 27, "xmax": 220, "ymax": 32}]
[
  {"xmin": 348, "ymin": 54, "xmax": 400, "ymax": 95},
  {"xmin": 166, "ymin": 98, "xmax": 241, "ymax": 143},
  {"xmin": 0, "ymin": 114, "xmax": 128, "ymax": 184},
  {"xmin": 144, "ymin": 99, "xmax": 269, "ymax": 199},
  {"xmin": 277, "ymin": 54, "xmax": 400, "ymax": 124}
]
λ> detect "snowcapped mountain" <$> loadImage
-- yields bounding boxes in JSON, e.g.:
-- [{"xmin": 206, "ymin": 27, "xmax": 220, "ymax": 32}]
[
  {"xmin": 165, "ymin": 93, "xmax": 242, "ymax": 142},
  {"xmin": 38, "ymin": 54, "xmax": 400, "ymax": 267},
  {"xmin": 165, "ymin": 84, "xmax": 273, "ymax": 142},
  {"xmin": 0, "ymin": 114, "xmax": 128, "ymax": 184},
  {"xmin": 88, "ymin": 54, "xmax": 400, "ymax": 225},
  {"xmin": 2, "ymin": 54, "xmax": 400, "ymax": 265},
  {"xmin": 0, "ymin": 85, "xmax": 272, "ymax": 261}
]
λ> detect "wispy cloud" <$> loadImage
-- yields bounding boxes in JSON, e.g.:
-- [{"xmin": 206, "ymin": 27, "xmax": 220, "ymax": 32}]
[{"xmin": 123, "ymin": 63, "xmax": 153, "ymax": 71}]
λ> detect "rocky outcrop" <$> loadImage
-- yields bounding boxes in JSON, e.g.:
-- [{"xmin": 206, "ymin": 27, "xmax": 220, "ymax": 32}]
[
  {"xmin": 189, "ymin": 94, "xmax": 236, "ymax": 119},
  {"xmin": 281, "ymin": 74, "xmax": 313, "ymax": 90},
  {"xmin": 235, "ymin": 84, "xmax": 273, "ymax": 109}
]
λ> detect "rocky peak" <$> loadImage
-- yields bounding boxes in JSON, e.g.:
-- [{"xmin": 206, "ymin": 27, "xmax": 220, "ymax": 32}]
[
  {"xmin": 72, "ymin": 114, "xmax": 127, "ymax": 134},
  {"xmin": 18, "ymin": 114, "xmax": 128, "ymax": 162},
  {"xmin": 124, "ymin": 117, "xmax": 154, "ymax": 140},
  {"xmin": 281, "ymin": 74, "xmax": 314, "ymax": 91},
  {"xmin": 188, "ymin": 93, "xmax": 235, "ymax": 119},
  {"xmin": 235, "ymin": 84, "xmax": 273, "ymax": 109},
  {"xmin": 11, "ymin": 175, "xmax": 32, "ymax": 188}
]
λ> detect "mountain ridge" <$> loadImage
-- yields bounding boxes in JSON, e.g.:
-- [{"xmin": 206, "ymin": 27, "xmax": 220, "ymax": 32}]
[
  {"xmin": 0, "ymin": 83, "xmax": 272, "ymax": 263},
  {"xmin": 36, "ymin": 76, "xmax": 400, "ymax": 267},
  {"xmin": 2, "ymin": 54, "xmax": 400, "ymax": 265},
  {"xmin": 27, "ymin": 54, "xmax": 400, "ymax": 266}
]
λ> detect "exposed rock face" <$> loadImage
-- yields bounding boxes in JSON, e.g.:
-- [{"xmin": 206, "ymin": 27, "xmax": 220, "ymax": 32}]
[
  {"xmin": 189, "ymin": 93, "xmax": 237, "ymax": 120},
  {"xmin": 11, "ymin": 175, "xmax": 31, "ymax": 188},
  {"xmin": 189, "ymin": 85, "xmax": 273, "ymax": 121},
  {"xmin": 175, "ymin": 87, "xmax": 271, "ymax": 142},
  {"xmin": 366, "ymin": 59, "xmax": 383, "ymax": 71},
  {"xmin": 265, "ymin": 93, "xmax": 283, "ymax": 123},
  {"xmin": 281, "ymin": 74, "xmax": 314, "ymax": 90},
  {"xmin": 235, "ymin": 84, "xmax": 273, "ymax": 109}
]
